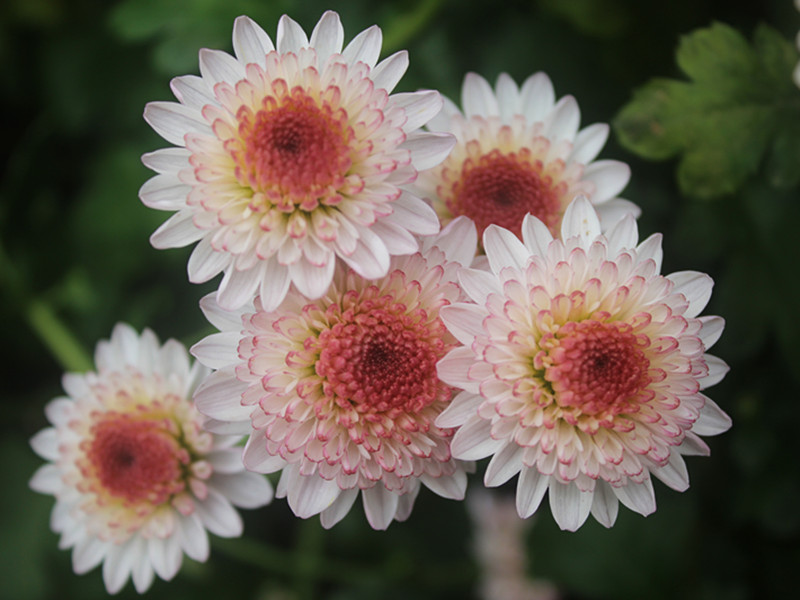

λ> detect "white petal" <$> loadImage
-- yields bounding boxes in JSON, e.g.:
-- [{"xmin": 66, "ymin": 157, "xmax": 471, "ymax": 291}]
[
  {"xmin": 698, "ymin": 316, "xmax": 725, "ymax": 350},
  {"xmin": 199, "ymin": 48, "xmax": 246, "ymax": 88},
  {"xmin": 388, "ymin": 192, "xmax": 440, "ymax": 236},
  {"xmin": 212, "ymin": 472, "xmax": 273, "ymax": 508},
  {"xmin": 320, "ymin": 487, "xmax": 359, "ymax": 529},
  {"xmin": 570, "ymin": 123, "xmax": 610, "ymax": 165},
  {"xmin": 693, "ymin": 394, "xmax": 732, "ymax": 435},
  {"xmin": 582, "ymin": 160, "xmax": 630, "ymax": 201},
  {"xmin": 29, "ymin": 464, "xmax": 62, "ymax": 494},
  {"xmin": 450, "ymin": 415, "xmax": 504, "ymax": 460},
  {"xmin": 276, "ymin": 14, "xmax": 309, "ymax": 53},
  {"xmin": 102, "ymin": 543, "xmax": 135, "ymax": 594},
  {"xmin": 613, "ymin": 478, "xmax": 656, "ymax": 516},
  {"xmin": 289, "ymin": 256, "xmax": 335, "ymax": 300},
  {"xmin": 169, "ymin": 75, "xmax": 216, "ymax": 111},
  {"xmin": 371, "ymin": 50, "xmax": 409, "ymax": 93},
  {"xmin": 310, "ymin": 11, "xmax": 344, "ymax": 63},
  {"xmin": 549, "ymin": 480, "xmax": 593, "ymax": 531},
  {"xmin": 141, "ymin": 147, "xmax": 192, "ymax": 174},
  {"xmin": 148, "ymin": 534, "xmax": 182, "ymax": 581},
  {"xmin": 560, "ymin": 195, "xmax": 601, "ymax": 246},
  {"xmin": 425, "ymin": 95, "xmax": 461, "ymax": 132},
  {"xmin": 258, "ymin": 259, "xmax": 292, "ymax": 313},
  {"xmin": 242, "ymin": 430, "xmax": 287, "ymax": 473},
  {"xmin": 30, "ymin": 428, "xmax": 58, "ymax": 461},
  {"xmin": 462, "ymin": 72, "xmax": 499, "ymax": 117},
  {"xmin": 652, "ymin": 452, "xmax": 690, "ymax": 492},
  {"xmin": 137, "ymin": 173, "xmax": 192, "ymax": 211},
  {"xmin": 420, "ymin": 469, "xmax": 467, "ymax": 500},
  {"xmin": 483, "ymin": 224, "xmax": 530, "ymax": 274},
  {"xmin": 495, "ymin": 72, "xmax": 521, "ymax": 121},
  {"xmin": 199, "ymin": 292, "xmax": 246, "ymax": 332},
  {"xmin": 206, "ymin": 448, "xmax": 247, "ymax": 474},
  {"xmin": 72, "ymin": 537, "xmax": 110, "ymax": 574},
  {"xmin": 458, "ymin": 268, "xmax": 501, "ymax": 305},
  {"xmin": 542, "ymin": 95, "xmax": 580, "ymax": 142},
  {"xmin": 636, "ymin": 232, "xmax": 663, "ymax": 272},
  {"xmin": 342, "ymin": 25, "xmax": 382, "ymax": 67},
  {"xmin": 362, "ymin": 484, "xmax": 399, "ymax": 530},
  {"xmin": 191, "ymin": 332, "xmax": 239, "ymax": 369},
  {"xmin": 520, "ymin": 72, "xmax": 555, "ymax": 123},
  {"xmin": 605, "ymin": 213, "xmax": 639, "ymax": 255},
  {"xmin": 596, "ymin": 198, "xmax": 641, "ymax": 231},
  {"xmin": 178, "ymin": 514, "xmax": 209, "ymax": 562},
  {"xmin": 516, "ymin": 466, "xmax": 550, "ymax": 518},
  {"xmin": 590, "ymin": 480, "xmax": 619, "ymax": 528},
  {"xmin": 339, "ymin": 227, "xmax": 390, "ymax": 279},
  {"xmin": 144, "ymin": 101, "xmax": 210, "ymax": 147},
  {"xmin": 187, "ymin": 238, "xmax": 231, "ymax": 283},
  {"xmin": 286, "ymin": 472, "xmax": 341, "ymax": 519},
  {"xmin": 131, "ymin": 548, "xmax": 155, "ymax": 594},
  {"xmin": 439, "ymin": 304, "xmax": 486, "ymax": 346},
  {"xmin": 404, "ymin": 131, "xmax": 456, "ymax": 171},
  {"xmin": 436, "ymin": 346, "xmax": 481, "ymax": 392},
  {"xmin": 484, "ymin": 442, "xmax": 525, "ymax": 487},
  {"xmin": 424, "ymin": 215, "xmax": 477, "ymax": 265},
  {"xmin": 196, "ymin": 488, "xmax": 243, "ymax": 537},
  {"xmin": 667, "ymin": 271, "xmax": 714, "ymax": 318},
  {"xmin": 232, "ymin": 16, "xmax": 274, "ymax": 67},
  {"xmin": 192, "ymin": 369, "xmax": 249, "ymax": 422},
  {"xmin": 366, "ymin": 220, "xmax": 418, "ymax": 255},
  {"xmin": 150, "ymin": 210, "xmax": 205, "ymax": 249},
  {"xmin": 390, "ymin": 90, "xmax": 443, "ymax": 133},
  {"xmin": 520, "ymin": 213, "xmax": 555, "ymax": 259},
  {"xmin": 395, "ymin": 485, "xmax": 421, "ymax": 522},
  {"xmin": 435, "ymin": 390, "xmax": 483, "ymax": 428},
  {"xmin": 217, "ymin": 266, "xmax": 261, "ymax": 310}
]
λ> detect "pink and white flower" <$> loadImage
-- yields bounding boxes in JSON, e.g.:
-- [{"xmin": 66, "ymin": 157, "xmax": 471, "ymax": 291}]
[
  {"xmin": 436, "ymin": 197, "xmax": 730, "ymax": 531},
  {"xmin": 191, "ymin": 218, "xmax": 478, "ymax": 530},
  {"xmin": 141, "ymin": 11, "xmax": 453, "ymax": 311},
  {"xmin": 416, "ymin": 71, "xmax": 637, "ymax": 240},
  {"xmin": 29, "ymin": 324, "xmax": 271, "ymax": 594}
]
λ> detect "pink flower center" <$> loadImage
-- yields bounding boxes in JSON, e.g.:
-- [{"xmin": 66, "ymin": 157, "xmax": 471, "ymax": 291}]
[
  {"xmin": 83, "ymin": 413, "xmax": 189, "ymax": 506},
  {"xmin": 442, "ymin": 149, "xmax": 563, "ymax": 237},
  {"xmin": 315, "ymin": 293, "xmax": 449, "ymax": 420},
  {"xmin": 539, "ymin": 320, "xmax": 652, "ymax": 426},
  {"xmin": 233, "ymin": 87, "xmax": 354, "ymax": 211}
]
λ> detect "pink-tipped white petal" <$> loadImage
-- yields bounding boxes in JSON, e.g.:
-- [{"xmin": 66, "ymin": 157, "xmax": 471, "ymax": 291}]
[{"xmin": 232, "ymin": 16, "xmax": 274, "ymax": 67}]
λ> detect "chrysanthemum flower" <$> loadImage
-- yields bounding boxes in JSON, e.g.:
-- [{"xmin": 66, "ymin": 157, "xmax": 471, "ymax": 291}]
[
  {"xmin": 141, "ymin": 11, "xmax": 453, "ymax": 311},
  {"xmin": 435, "ymin": 197, "xmax": 731, "ymax": 531},
  {"xmin": 416, "ymin": 72, "xmax": 637, "ymax": 240},
  {"xmin": 29, "ymin": 324, "xmax": 272, "ymax": 594},
  {"xmin": 191, "ymin": 218, "xmax": 477, "ymax": 530}
]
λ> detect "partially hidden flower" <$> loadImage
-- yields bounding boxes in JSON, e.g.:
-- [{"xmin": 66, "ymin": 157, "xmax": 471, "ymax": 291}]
[
  {"xmin": 140, "ymin": 11, "xmax": 453, "ymax": 311},
  {"xmin": 416, "ymin": 72, "xmax": 637, "ymax": 240},
  {"xmin": 29, "ymin": 324, "xmax": 272, "ymax": 594},
  {"xmin": 436, "ymin": 197, "xmax": 731, "ymax": 531},
  {"xmin": 191, "ymin": 218, "xmax": 478, "ymax": 530}
]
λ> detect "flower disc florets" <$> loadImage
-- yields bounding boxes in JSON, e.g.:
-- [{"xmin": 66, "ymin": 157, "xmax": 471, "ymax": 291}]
[
  {"xmin": 436, "ymin": 198, "xmax": 731, "ymax": 531},
  {"xmin": 417, "ymin": 72, "xmax": 638, "ymax": 240},
  {"xmin": 29, "ymin": 324, "xmax": 272, "ymax": 594},
  {"xmin": 141, "ymin": 11, "xmax": 454, "ymax": 311},
  {"xmin": 192, "ymin": 219, "xmax": 478, "ymax": 529}
]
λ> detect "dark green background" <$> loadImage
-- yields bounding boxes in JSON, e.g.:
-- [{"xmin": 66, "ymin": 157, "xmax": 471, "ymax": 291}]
[{"xmin": 2, "ymin": 0, "xmax": 798, "ymax": 598}]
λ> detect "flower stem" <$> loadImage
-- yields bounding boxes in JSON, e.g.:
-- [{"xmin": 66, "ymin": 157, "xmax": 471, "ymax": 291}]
[{"xmin": 26, "ymin": 299, "xmax": 93, "ymax": 373}]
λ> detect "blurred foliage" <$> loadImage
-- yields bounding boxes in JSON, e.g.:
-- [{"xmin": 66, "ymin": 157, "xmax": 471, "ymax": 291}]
[
  {"xmin": 2, "ymin": 0, "xmax": 799, "ymax": 599},
  {"xmin": 615, "ymin": 22, "xmax": 800, "ymax": 199}
]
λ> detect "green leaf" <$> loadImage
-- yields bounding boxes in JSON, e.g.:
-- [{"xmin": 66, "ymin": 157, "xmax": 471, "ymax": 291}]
[{"xmin": 614, "ymin": 22, "xmax": 800, "ymax": 199}]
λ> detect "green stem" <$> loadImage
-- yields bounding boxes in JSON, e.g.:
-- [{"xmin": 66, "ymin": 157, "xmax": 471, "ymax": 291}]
[{"xmin": 26, "ymin": 300, "xmax": 93, "ymax": 372}]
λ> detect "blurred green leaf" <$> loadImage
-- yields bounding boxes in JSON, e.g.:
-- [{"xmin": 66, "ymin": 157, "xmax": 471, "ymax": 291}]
[
  {"xmin": 614, "ymin": 23, "xmax": 800, "ymax": 199},
  {"xmin": 539, "ymin": 0, "xmax": 632, "ymax": 38}
]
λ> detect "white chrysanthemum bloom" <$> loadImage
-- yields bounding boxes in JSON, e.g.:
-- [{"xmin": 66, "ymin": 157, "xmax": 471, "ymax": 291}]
[
  {"xmin": 29, "ymin": 324, "xmax": 272, "ymax": 594},
  {"xmin": 140, "ymin": 11, "xmax": 454, "ymax": 311},
  {"xmin": 191, "ymin": 218, "xmax": 478, "ymax": 530},
  {"xmin": 416, "ymin": 72, "xmax": 638, "ymax": 241},
  {"xmin": 435, "ymin": 197, "xmax": 731, "ymax": 531}
]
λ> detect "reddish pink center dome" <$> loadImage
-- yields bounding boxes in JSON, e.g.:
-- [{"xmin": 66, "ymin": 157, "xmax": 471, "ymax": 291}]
[
  {"xmin": 85, "ymin": 414, "xmax": 189, "ymax": 506},
  {"xmin": 445, "ymin": 149, "xmax": 563, "ymax": 237},
  {"xmin": 544, "ymin": 320, "xmax": 652, "ymax": 420}
]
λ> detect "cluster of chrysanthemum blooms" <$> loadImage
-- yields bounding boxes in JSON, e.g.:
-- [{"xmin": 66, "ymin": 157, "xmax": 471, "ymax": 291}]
[{"xmin": 30, "ymin": 10, "xmax": 731, "ymax": 594}]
